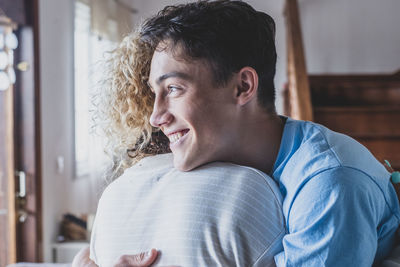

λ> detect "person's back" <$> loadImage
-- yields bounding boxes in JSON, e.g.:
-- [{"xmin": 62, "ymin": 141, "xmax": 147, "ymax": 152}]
[
  {"xmin": 273, "ymin": 117, "xmax": 400, "ymax": 265},
  {"xmin": 90, "ymin": 154, "xmax": 285, "ymax": 267}
]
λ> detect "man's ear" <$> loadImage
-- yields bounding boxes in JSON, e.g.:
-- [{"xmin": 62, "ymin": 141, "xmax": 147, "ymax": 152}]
[{"xmin": 234, "ymin": 67, "xmax": 259, "ymax": 106}]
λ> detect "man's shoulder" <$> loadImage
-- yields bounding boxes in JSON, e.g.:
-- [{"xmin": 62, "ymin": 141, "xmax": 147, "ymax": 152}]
[
  {"xmin": 276, "ymin": 118, "xmax": 392, "ymax": 204},
  {"xmin": 282, "ymin": 118, "xmax": 388, "ymax": 180}
]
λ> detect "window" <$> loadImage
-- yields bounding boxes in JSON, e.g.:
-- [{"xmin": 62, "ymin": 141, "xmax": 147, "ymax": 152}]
[{"xmin": 74, "ymin": 1, "xmax": 116, "ymax": 178}]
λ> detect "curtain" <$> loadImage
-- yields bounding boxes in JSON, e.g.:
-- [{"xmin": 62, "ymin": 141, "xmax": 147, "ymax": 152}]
[{"xmin": 77, "ymin": 0, "xmax": 135, "ymax": 42}]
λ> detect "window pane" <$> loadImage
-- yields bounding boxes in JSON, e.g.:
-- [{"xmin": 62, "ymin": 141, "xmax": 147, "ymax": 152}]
[
  {"xmin": 74, "ymin": 1, "xmax": 91, "ymax": 177},
  {"xmin": 74, "ymin": 1, "xmax": 117, "ymax": 178}
]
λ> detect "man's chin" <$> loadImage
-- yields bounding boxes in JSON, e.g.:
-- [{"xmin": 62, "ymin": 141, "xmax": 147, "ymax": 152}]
[
  {"xmin": 173, "ymin": 162, "xmax": 196, "ymax": 172},
  {"xmin": 173, "ymin": 156, "xmax": 200, "ymax": 172}
]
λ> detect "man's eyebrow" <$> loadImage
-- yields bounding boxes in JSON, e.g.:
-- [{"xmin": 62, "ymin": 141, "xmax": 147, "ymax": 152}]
[{"xmin": 155, "ymin": 71, "xmax": 192, "ymax": 85}]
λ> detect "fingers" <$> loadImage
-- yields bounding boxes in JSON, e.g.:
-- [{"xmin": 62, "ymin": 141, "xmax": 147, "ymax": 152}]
[
  {"xmin": 114, "ymin": 248, "xmax": 158, "ymax": 267},
  {"xmin": 72, "ymin": 246, "xmax": 99, "ymax": 267}
]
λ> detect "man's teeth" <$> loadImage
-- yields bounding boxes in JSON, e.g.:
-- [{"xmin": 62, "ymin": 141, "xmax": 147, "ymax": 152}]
[{"xmin": 169, "ymin": 131, "xmax": 184, "ymax": 143}]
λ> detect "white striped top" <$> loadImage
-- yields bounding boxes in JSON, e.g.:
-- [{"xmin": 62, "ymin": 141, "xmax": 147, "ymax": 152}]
[{"xmin": 90, "ymin": 153, "xmax": 285, "ymax": 267}]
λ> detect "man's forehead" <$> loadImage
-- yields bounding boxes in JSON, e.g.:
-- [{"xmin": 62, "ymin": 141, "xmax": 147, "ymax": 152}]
[
  {"xmin": 149, "ymin": 48, "xmax": 188, "ymax": 81},
  {"xmin": 153, "ymin": 40, "xmax": 191, "ymax": 64},
  {"xmin": 149, "ymin": 44, "xmax": 209, "ymax": 81}
]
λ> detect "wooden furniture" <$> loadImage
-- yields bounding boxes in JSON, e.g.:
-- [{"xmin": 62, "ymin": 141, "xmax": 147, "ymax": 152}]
[
  {"xmin": 284, "ymin": 0, "xmax": 313, "ymax": 121},
  {"xmin": 310, "ymin": 71, "xmax": 400, "ymax": 170}
]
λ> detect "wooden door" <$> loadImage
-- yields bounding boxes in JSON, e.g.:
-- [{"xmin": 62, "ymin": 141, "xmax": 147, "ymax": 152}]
[
  {"xmin": 0, "ymin": 0, "xmax": 42, "ymax": 263},
  {"xmin": 14, "ymin": 23, "xmax": 42, "ymax": 262}
]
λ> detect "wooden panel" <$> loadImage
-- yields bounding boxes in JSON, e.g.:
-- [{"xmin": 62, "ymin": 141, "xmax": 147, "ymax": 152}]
[
  {"xmin": 310, "ymin": 71, "xmax": 400, "ymax": 106},
  {"xmin": 32, "ymin": 0, "xmax": 43, "ymax": 260},
  {"xmin": 14, "ymin": 26, "xmax": 41, "ymax": 262},
  {"xmin": 314, "ymin": 106, "xmax": 400, "ymax": 137},
  {"xmin": 310, "ymin": 71, "xmax": 400, "ymax": 83}
]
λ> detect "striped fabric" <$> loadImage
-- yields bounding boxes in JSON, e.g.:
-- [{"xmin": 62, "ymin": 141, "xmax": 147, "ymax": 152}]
[{"xmin": 90, "ymin": 153, "xmax": 284, "ymax": 267}]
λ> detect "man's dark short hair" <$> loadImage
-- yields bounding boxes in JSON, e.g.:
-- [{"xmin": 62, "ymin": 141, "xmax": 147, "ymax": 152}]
[{"xmin": 140, "ymin": 0, "xmax": 277, "ymax": 112}]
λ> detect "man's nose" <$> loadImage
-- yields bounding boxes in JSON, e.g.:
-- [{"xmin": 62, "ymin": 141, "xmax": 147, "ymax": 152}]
[{"xmin": 150, "ymin": 97, "xmax": 173, "ymax": 128}]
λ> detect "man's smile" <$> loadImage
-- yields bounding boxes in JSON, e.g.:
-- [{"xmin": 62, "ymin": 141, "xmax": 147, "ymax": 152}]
[{"xmin": 167, "ymin": 129, "xmax": 190, "ymax": 145}]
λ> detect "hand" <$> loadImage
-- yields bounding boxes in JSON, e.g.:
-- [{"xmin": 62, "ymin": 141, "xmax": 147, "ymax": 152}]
[
  {"xmin": 72, "ymin": 246, "xmax": 177, "ymax": 267},
  {"xmin": 113, "ymin": 248, "xmax": 158, "ymax": 267},
  {"xmin": 113, "ymin": 248, "xmax": 180, "ymax": 267},
  {"xmin": 72, "ymin": 246, "xmax": 98, "ymax": 267}
]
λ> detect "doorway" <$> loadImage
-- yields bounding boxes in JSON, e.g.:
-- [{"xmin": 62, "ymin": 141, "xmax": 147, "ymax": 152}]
[{"xmin": 0, "ymin": 0, "xmax": 42, "ymax": 264}]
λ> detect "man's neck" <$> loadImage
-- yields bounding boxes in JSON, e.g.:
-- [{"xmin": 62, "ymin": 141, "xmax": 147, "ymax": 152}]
[{"xmin": 228, "ymin": 113, "xmax": 285, "ymax": 175}]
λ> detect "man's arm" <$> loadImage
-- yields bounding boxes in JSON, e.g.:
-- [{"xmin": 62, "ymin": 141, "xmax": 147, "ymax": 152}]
[
  {"xmin": 275, "ymin": 167, "xmax": 382, "ymax": 266},
  {"xmin": 72, "ymin": 246, "xmax": 158, "ymax": 267}
]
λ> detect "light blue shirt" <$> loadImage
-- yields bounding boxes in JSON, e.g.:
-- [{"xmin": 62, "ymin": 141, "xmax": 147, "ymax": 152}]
[{"xmin": 273, "ymin": 117, "xmax": 400, "ymax": 266}]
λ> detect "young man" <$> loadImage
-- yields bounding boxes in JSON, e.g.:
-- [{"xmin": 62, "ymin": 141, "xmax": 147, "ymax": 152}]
[{"xmin": 75, "ymin": 0, "xmax": 400, "ymax": 266}]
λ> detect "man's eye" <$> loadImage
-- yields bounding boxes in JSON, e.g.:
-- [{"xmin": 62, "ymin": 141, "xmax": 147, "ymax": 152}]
[{"xmin": 167, "ymin": 85, "xmax": 180, "ymax": 95}]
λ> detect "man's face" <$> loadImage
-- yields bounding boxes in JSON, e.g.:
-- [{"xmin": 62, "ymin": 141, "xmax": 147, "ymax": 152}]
[{"xmin": 148, "ymin": 45, "xmax": 238, "ymax": 171}]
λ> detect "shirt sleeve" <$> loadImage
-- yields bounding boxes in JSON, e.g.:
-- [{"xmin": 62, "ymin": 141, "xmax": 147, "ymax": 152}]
[{"xmin": 274, "ymin": 167, "xmax": 384, "ymax": 267}]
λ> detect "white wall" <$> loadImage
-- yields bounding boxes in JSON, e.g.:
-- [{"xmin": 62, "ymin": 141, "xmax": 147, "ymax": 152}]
[
  {"xmin": 38, "ymin": 0, "xmax": 400, "ymax": 262},
  {"xmin": 300, "ymin": 0, "xmax": 400, "ymax": 74},
  {"xmin": 39, "ymin": 0, "xmax": 74, "ymax": 261}
]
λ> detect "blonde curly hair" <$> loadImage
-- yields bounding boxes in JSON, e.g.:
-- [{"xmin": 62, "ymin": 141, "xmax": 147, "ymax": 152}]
[{"xmin": 94, "ymin": 30, "xmax": 169, "ymax": 182}]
